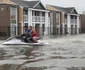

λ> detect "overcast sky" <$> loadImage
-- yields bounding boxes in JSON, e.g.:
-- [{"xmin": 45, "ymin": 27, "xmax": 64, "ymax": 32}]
[{"xmin": 26, "ymin": 0, "xmax": 85, "ymax": 14}]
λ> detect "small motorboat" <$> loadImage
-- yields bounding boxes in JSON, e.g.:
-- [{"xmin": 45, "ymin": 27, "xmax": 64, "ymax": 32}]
[{"xmin": 3, "ymin": 35, "xmax": 46, "ymax": 46}]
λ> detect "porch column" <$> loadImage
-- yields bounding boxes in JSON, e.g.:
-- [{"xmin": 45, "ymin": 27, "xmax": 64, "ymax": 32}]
[
  {"xmin": 16, "ymin": 8, "xmax": 18, "ymax": 35},
  {"xmin": 48, "ymin": 19, "xmax": 50, "ymax": 34},
  {"xmin": 58, "ymin": 13, "xmax": 61, "ymax": 34},
  {"xmin": 77, "ymin": 15, "xmax": 80, "ymax": 34},
  {"xmin": 50, "ymin": 12, "xmax": 53, "ymax": 34},
  {"xmin": 30, "ymin": 10, "xmax": 32, "ymax": 26},
  {"xmin": 73, "ymin": 16, "xmax": 75, "ymax": 34},
  {"xmin": 28, "ymin": 10, "xmax": 30, "ymax": 26},
  {"xmin": 44, "ymin": 12, "xmax": 49, "ymax": 34},
  {"xmin": 28, "ymin": 10, "xmax": 32, "ymax": 26},
  {"xmin": 40, "ymin": 12, "xmax": 42, "ymax": 35},
  {"xmin": 40, "ymin": 24, "xmax": 42, "ymax": 35},
  {"xmin": 67, "ymin": 14, "xmax": 71, "ymax": 34},
  {"xmin": 22, "ymin": 7, "xmax": 24, "ymax": 34},
  {"xmin": 61, "ymin": 12, "xmax": 65, "ymax": 34}
]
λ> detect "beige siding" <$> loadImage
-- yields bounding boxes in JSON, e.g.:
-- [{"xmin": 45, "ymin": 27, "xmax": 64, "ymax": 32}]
[
  {"xmin": 19, "ymin": 7, "xmax": 23, "ymax": 23},
  {"xmin": 82, "ymin": 11, "xmax": 85, "ymax": 15},
  {"xmin": 61, "ymin": 13, "xmax": 64, "ymax": 24},
  {"xmin": 53, "ymin": 11, "xmax": 57, "ymax": 34},
  {"xmin": 46, "ymin": 5, "xmax": 57, "ymax": 11},
  {"xmin": 0, "ymin": 0, "xmax": 16, "ymax": 5},
  {"xmin": 0, "ymin": 5, "xmax": 10, "ymax": 36}
]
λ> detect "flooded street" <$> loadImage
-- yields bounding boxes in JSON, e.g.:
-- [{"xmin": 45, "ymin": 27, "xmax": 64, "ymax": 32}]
[{"xmin": 0, "ymin": 34, "xmax": 85, "ymax": 70}]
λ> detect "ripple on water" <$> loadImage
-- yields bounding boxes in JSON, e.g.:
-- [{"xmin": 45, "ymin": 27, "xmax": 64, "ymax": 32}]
[{"xmin": 0, "ymin": 35, "xmax": 85, "ymax": 70}]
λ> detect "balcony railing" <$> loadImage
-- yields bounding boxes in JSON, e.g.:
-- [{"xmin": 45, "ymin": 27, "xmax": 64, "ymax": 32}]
[
  {"xmin": 23, "ymin": 15, "xmax": 46, "ymax": 22},
  {"xmin": 32, "ymin": 16, "xmax": 45, "ymax": 22},
  {"xmin": 65, "ymin": 19, "xmax": 77, "ymax": 24},
  {"xmin": 70, "ymin": 19, "xmax": 77, "ymax": 24}
]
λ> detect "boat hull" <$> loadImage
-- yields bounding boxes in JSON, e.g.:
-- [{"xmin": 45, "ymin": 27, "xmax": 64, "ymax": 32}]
[{"xmin": 3, "ymin": 38, "xmax": 45, "ymax": 46}]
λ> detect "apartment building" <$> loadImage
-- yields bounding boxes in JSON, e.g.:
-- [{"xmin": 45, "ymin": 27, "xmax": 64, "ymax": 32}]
[
  {"xmin": 46, "ymin": 5, "xmax": 80, "ymax": 34},
  {"xmin": 0, "ymin": 0, "xmax": 50, "ymax": 37},
  {"xmin": 0, "ymin": 0, "xmax": 18, "ymax": 36}
]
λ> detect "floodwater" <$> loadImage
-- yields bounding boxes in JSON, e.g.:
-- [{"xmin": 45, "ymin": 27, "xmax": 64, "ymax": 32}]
[{"xmin": 0, "ymin": 34, "xmax": 85, "ymax": 70}]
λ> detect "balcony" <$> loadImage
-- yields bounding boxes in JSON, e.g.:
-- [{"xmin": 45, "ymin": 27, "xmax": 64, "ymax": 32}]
[
  {"xmin": 70, "ymin": 19, "xmax": 77, "ymax": 24},
  {"xmin": 32, "ymin": 16, "xmax": 45, "ymax": 22},
  {"xmin": 23, "ymin": 15, "xmax": 45, "ymax": 22},
  {"xmin": 65, "ymin": 19, "xmax": 77, "ymax": 24}
]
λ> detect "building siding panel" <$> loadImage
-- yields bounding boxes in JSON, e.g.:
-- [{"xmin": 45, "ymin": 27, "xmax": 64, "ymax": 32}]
[
  {"xmin": 80, "ymin": 15, "xmax": 85, "ymax": 33},
  {"xmin": 53, "ymin": 11, "xmax": 57, "ymax": 34},
  {"xmin": 0, "ymin": 5, "xmax": 10, "ymax": 36},
  {"xmin": 46, "ymin": 5, "xmax": 57, "ymax": 11}
]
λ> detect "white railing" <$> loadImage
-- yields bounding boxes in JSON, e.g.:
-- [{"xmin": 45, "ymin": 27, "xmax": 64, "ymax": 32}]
[
  {"xmin": 32, "ymin": 16, "xmax": 45, "ymax": 22},
  {"xmin": 70, "ymin": 19, "xmax": 77, "ymax": 24},
  {"xmin": 23, "ymin": 15, "xmax": 28, "ymax": 21},
  {"xmin": 23, "ymin": 15, "xmax": 45, "ymax": 22}
]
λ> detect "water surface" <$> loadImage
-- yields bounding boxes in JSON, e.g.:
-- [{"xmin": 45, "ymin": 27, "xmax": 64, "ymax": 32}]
[{"xmin": 0, "ymin": 34, "xmax": 85, "ymax": 70}]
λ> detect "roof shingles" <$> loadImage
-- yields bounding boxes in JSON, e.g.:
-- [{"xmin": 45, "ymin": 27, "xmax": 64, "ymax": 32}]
[
  {"xmin": 23, "ymin": 1, "xmax": 39, "ymax": 8},
  {"xmin": 10, "ymin": 0, "xmax": 28, "ymax": 7},
  {"xmin": 48, "ymin": 5, "xmax": 75, "ymax": 13},
  {"xmin": 10, "ymin": 0, "xmax": 39, "ymax": 8}
]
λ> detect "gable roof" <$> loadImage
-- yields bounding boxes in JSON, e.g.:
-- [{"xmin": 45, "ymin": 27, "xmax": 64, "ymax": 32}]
[
  {"xmin": 10, "ymin": 0, "xmax": 46, "ymax": 10},
  {"xmin": 49, "ymin": 5, "xmax": 66, "ymax": 12},
  {"xmin": 23, "ymin": 1, "xmax": 39, "ymax": 8},
  {"xmin": 63, "ymin": 7, "xmax": 74, "ymax": 13},
  {"xmin": 47, "ymin": 5, "xmax": 78, "ymax": 14},
  {"xmin": 10, "ymin": 0, "xmax": 28, "ymax": 7}
]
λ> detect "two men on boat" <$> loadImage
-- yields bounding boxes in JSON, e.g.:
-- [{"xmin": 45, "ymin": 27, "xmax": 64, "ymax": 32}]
[{"xmin": 23, "ymin": 26, "xmax": 38, "ymax": 43}]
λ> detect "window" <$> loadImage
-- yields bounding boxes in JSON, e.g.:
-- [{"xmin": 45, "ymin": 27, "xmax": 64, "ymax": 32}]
[
  {"xmin": 71, "ymin": 15, "xmax": 74, "ymax": 19},
  {"xmin": 23, "ymin": 10, "xmax": 28, "ymax": 15},
  {"xmin": 10, "ymin": 7, "xmax": 17, "ymax": 24},
  {"xmin": 56, "ymin": 13, "xmax": 60, "ymax": 25},
  {"xmin": 35, "ymin": 11, "xmax": 40, "ymax": 16}
]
